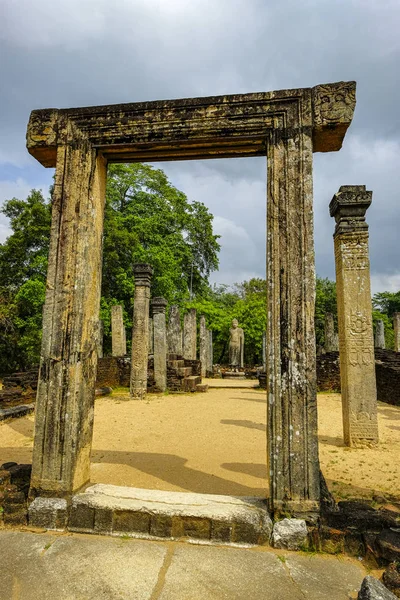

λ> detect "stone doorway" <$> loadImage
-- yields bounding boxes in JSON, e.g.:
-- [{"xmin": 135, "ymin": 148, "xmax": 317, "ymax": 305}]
[{"xmin": 26, "ymin": 81, "xmax": 356, "ymax": 519}]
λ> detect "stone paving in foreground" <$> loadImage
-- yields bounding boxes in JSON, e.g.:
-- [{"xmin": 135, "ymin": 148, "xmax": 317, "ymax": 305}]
[{"xmin": 0, "ymin": 529, "xmax": 367, "ymax": 600}]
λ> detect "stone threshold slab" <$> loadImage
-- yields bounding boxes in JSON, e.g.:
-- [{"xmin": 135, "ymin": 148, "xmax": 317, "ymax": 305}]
[{"xmin": 67, "ymin": 484, "xmax": 272, "ymax": 546}]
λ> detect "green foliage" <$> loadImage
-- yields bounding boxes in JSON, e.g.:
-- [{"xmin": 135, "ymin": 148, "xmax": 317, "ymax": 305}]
[
  {"xmin": 315, "ymin": 277, "xmax": 337, "ymax": 348},
  {"xmin": 0, "ymin": 165, "xmax": 220, "ymax": 372},
  {"xmin": 185, "ymin": 278, "xmax": 267, "ymax": 365}
]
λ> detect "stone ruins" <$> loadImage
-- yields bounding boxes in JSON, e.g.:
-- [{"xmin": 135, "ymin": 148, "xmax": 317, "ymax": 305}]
[
  {"xmin": 111, "ymin": 305, "xmax": 126, "ymax": 357},
  {"xmin": 375, "ymin": 319, "xmax": 385, "ymax": 349},
  {"xmin": 324, "ymin": 313, "xmax": 339, "ymax": 352},
  {"xmin": 330, "ymin": 186, "xmax": 378, "ymax": 445},
  {"xmin": 26, "ymin": 80, "xmax": 356, "ymax": 517}
]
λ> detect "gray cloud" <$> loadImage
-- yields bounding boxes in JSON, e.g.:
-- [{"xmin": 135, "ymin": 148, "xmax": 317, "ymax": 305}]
[{"xmin": 0, "ymin": 0, "xmax": 399, "ymax": 293}]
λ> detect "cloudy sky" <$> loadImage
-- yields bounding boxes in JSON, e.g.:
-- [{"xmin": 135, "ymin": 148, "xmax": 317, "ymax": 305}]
[{"xmin": 0, "ymin": 0, "xmax": 399, "ymax": 293}]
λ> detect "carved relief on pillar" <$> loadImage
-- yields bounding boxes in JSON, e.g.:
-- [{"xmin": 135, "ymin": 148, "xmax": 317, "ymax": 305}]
[
  {"xmin": 347, "ymin": 309, "xmax": 374, "ymax": 367},
  {"xmin": 338, "ymin": 237, "xmax": 369, "ymax": 271}
]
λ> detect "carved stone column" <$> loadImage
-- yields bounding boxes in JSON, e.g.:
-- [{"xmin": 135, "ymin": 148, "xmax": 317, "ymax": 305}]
[
  {"xmin": 262, "ymin": 331, "xmax": 266, "ymax": 371},
  {"xmin": 324, "ymin": 313, "xmax": 339, "ymax": 352},
  {"xmin": 167, "ymin": 305, "xmax": 182, "ymax": 356},
  {"xmin": 183, "ymin": 308, "xmax": 197, "ymax": 360},
  {"xmin": 30, "ymin": 125, "xmax": 107, "ymax": 497},
  {"xmin": 111, "ymin": 305, "xmax": 126, "ymax": 356},
  {"xmin": 151, "ymin": 297, "xmax": 168, "ymax": 392},
  {"xmin": 207, "ymin": 329, "xmax": 213, "ymax": 375},
  {"xmin": 374, "ymin": 320, "xmax": 385, "ymax": 349},
  {"xmin": 148, "ymin": 317, "xmax": 154, "ymax": 355},
  {"xmin": 199, "ymin": 315, "xmax": 207, "ymax": 377},
  {"xmin": 130, "ymin": 264, "xmax": 153, "ymax": 400},
  {"xmin": 266, "ymin": 92, "xmax": 320, "ymax": 518},
  {"xmin": 330, "ymin": 186, "xmax": 378, "ymax": 446},
  {"xmin": 393, "ymin": 313, "xmax": 400, "ymax": 352}
]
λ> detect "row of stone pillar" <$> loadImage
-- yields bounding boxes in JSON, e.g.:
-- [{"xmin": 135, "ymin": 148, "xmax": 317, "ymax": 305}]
[{"xmin": 108, "ymin": 267, "xmax": 213, "ymax": 399}]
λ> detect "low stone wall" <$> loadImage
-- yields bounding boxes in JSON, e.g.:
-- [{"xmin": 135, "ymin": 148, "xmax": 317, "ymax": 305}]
[
  {"xmin": 316, "ymin": 352, "xmax": 341, "ymax": 392},
  {"xmin": 375, "ymin": 349, "xmax": 400, "ymax": 407}
]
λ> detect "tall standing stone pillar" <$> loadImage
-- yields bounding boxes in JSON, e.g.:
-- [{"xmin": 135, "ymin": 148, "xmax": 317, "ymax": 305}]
[
  {"xmin": 183, "ymin": 308, "xmax": 197, "ymax": 360},
  {"xmin": 266, "ymin": 102, "xmax": 320, "ymax": 518},
  {"xmin": 393, "ymin": 313, "xmax": 400, "ymax": 352},
  {"xmin": 262, "ymin": 331, "xmax": 267, "ymax": 371},
  {"xmin": 324, "ymin": 313, "xmax": 339, "ymax": 352},
  {"xmin": 30, "ymin": 133, "xmax": 107, "ymax": 497},
  {"xmin": 111, "ymin": 305, "xmax": 126, "ymax": 356},
  {"xmin": 167, "ymin": 305, "xmax": 182, "ymax": 356},
  {"xmin": 206, "ymin": 329, "xmax": 213, "ymax": 375},
  {"xmin": 130, "ymin": 264, "xmax": 153, "ymax": 400},
  {"xmin": 330, "ymin": 186, "xmax": 378, "ymax": 446},
  {"xmin": 151, "ymin": 297, "xmax": 168, "ymax": 392},
  {"xmin": 199, "ymin": 315, "xmax": 207, "ymax": 377},
  {"xmin": 148, "ymin": 317, "xmax": 154, "ymax": 355},
  {"xmin": 375, "ymin": 320, "xmax": 385, "ymax": 349}
]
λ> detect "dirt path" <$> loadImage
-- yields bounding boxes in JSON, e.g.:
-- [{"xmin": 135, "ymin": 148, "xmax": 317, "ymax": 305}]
[{"xmin": 1, "ymin": 387, "xmax": 399, "ymax": 501}]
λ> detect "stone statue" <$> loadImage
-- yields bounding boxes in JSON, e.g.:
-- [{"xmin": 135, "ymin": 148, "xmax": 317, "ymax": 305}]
[{"xmin": 229, "ymin": 319, "xmax": 244, "ymax": 370}]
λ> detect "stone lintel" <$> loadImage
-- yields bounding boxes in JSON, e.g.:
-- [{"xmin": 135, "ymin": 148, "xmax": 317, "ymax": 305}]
[
  {"xmin": 133, "ymin": 263, "xmax": 153, "ymax": 287},
  {"xmin": 329, "ymin": 185, "xmax": 372, "ymax": 235},
  {"xmin": 151, "ymin": 297, "xmax": 168, "ymax": 314},
  {"xmin": 27, "ymin": 81, "xmax": 356, "ymax": 168}
]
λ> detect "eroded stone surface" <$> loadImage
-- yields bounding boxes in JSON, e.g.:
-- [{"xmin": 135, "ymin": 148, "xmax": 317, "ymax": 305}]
[
  {"xmin": 111, "ymin": 305, "xmax": 126, "ymax": 357},
  {"xmin": 152, "ymin": 297, "xmax": 168, "ymax": 393},
  {"xmin": 68, "ymin": 484, "xmax": 272, "ymax": 545},
  {"xmin": 167, "ymin": 305, "xmax": 182, "ymax": 356},
  {"xmin": 375, "ymin": 320, "xmax": 386, "ymax": 350},
  {"xmin": 330, "ymin": 186, "xmax": 378, "ymax": 446},
  {"xmin": 272, "ymin": 518, "xmax": 308, "ymax": 550},
  {"xmin": 358, "ymin": 576, "xmax": 398, "ymax": 600},
  {"xmin": 130, "ymin": 264, "xmax": 153, "ymax": 400},
  {"xmin": 183, "ymin": 309, "xmax": 196, "ymax": 360},
  {"xmin": 28, "ymin": 497, "xmax": 68, "ymax": 530}
]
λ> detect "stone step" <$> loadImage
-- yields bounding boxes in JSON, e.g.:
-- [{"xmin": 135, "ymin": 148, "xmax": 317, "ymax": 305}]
[
  {"xmin": 181, "ymin": 375, "xmax": 201, "ymax": 392},
  {"xmin": 168, "ymin": 360, "xmax": 185, "ymax": 369},
  {"xmin": 65, "ymin": 484, "xmax": 272, "ymax": 545},
  {"xmin": 196, "ymin": 384, "xmax": 208, "ymax": 393},
  {"xmin": 177, "ymin": 367, "xmax": 192, "ymax": 378}
]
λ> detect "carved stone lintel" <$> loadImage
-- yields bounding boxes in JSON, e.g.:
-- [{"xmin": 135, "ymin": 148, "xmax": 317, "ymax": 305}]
[{"xmin": 312, "ymin": 82, "xmax": 356, "ymax": 152}]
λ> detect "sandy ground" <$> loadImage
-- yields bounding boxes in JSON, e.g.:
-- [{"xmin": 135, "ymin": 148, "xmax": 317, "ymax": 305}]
[{"xmin": 0, "ymin": 384, "xmax": 399, "ymax": 501}]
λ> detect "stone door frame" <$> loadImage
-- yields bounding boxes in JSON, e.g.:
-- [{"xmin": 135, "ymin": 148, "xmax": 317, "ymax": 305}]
[{"xmin": 27, "ymin": 81, "xmax": 356, "ymax": 517}]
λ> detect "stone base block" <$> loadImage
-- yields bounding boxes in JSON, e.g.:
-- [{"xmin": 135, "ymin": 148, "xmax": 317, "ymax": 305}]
[
  {"xmin": 272, "ymin": 518, "xmax": 308, "ymax": 550},
  {"xmin": 177, "ymin": 367, "xmax": 192, "ymax": 378},
  {"xmin": 222, "ymin": 371, "xmax": 246, "ymax": 380},
  {"xmin": 196, "ymin": 384, "xmax": 208, "ymax": 393},
  {"xmin": 182, "ymin": 376, "xmax": 201, "ymax": 392},
  {"xmin": 68, "ymin": 484, "xmax": 272, "ymax": 546},
  {"xmin": 28, "ymin": 497, "xmax": 68, "ymax": 530}
]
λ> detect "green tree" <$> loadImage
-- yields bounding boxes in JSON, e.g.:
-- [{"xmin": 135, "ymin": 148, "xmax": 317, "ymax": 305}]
[
  {"xmin": 315, "ymin": 276, "xmax": 337, "ymax": 348},
  {"xmin": 0, "ymin": 165, "xmax": 220, "ymax": 371},
  {"xmin": 184, "ymin": 278, "xmax": 267, "ymax": 366}
]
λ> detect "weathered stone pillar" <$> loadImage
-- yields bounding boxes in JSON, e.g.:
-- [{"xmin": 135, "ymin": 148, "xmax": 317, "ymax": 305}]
[
  {"xmin": 183, "ymin": 308, "xmax": 197, "ymax": 360},
  {"xmin": 324, "ymin": 313, "xmax": 339, "ymax": 352},
  {"xmin": 97, "ymin": 319, "xmax": 104, "ymax": 358},
  {"xmin": 148, "ymin": 317, "xmax": 154, "ymax": 355},
  {"xmin": 111, "ymin": 305, "xmax": 126, "ymax": 356},
  {"xmin": 393, "ymin": 313, "xmax": 400, "ymax": 352},
  {"xmin": 262, "ymin": 331, "xmax": 266, "ymax": 371},
  {"xmin": 199, "ymin": 315, "xmax": 207, "ymax": 377},
  {"xmin": 30, "ymin": 132, "xmax": 107, "ymax": 497},
  {"xmin": 266, "ymin": 99, "xmax": 320, "ymax": 518},
  {"xmin": 130, "ymin": 264, "xmax": 153, "ymax": 400},
  {"xmin": 330, "ymin": 185, "xmax": 378, "ymax": 446},
  {"xmin": 375, "ymin": 320, "xmax": 385, "ymax": 349},
  {"xmin": 207, "ymin": 329, "xmax": 213, "ymax": 375},
  {"xmin": 151, "ymin": 297, "xmax": 168, "ymax": 392},
  {"xmin": 167, "ymin": 305, "xmax": 182, "ymax": 356}
]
